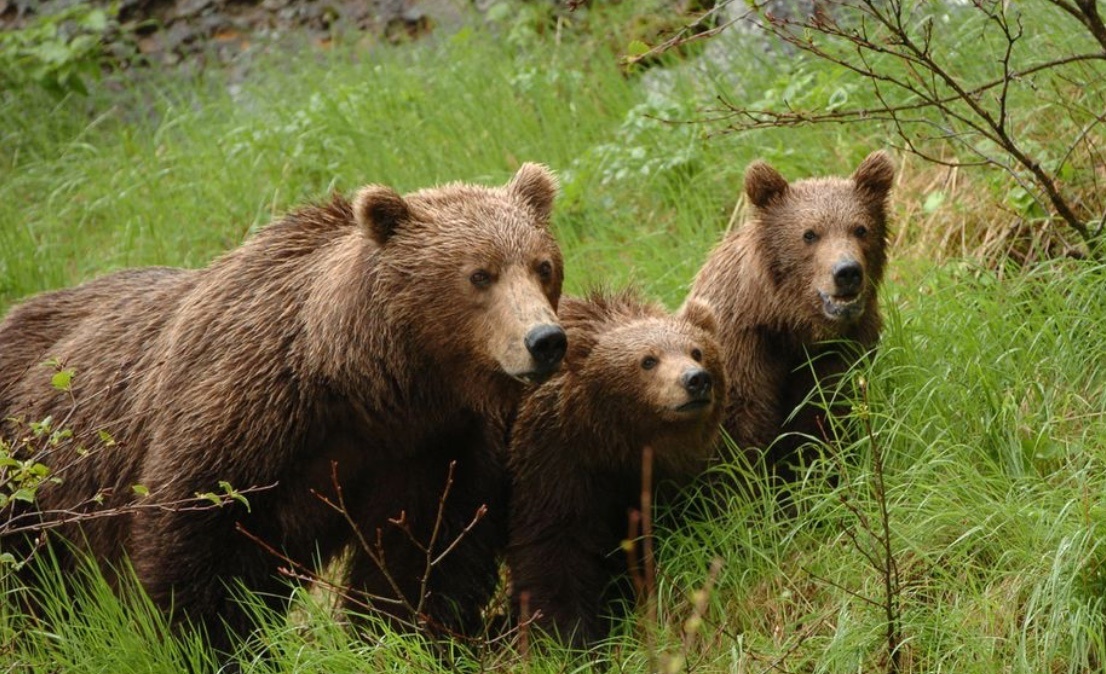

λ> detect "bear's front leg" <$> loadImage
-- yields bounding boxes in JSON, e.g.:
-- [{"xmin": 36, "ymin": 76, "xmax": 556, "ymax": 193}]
[
  {"xmin": 508, "ymin": 520, "xmax": 615, "ymax": 649},
  {"xmin": 129, "ymin": 504, "xmax": 289, "ymax": 655}
]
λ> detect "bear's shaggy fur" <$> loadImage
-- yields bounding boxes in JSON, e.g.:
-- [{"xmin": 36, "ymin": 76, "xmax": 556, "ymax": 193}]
[
  {"xmin": 687, "ymin": 151, "xmax": 894, "ymax": 478},
  {"xmin": 506, "ymin": 289, "xmax": 725, "ymax": 648},
  {"xmin": 0, "ymin": 164, "xmax": 567, "ymax": 650}
]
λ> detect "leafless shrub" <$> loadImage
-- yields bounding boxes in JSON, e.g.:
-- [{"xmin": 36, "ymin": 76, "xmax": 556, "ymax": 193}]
[{"xmin": 650, "ymin": 0, "xmax": 1106, "ymax": 261}]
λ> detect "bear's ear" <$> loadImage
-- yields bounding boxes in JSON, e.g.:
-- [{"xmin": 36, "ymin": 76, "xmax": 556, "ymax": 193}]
[
  {"xmin": 353, "ymin": 185, "xmax": 411, "ymax": 245},
  {"xmin": 566, "ymin": 327, "xmax": 598, "ymax": 365},
  {"xmin": 507, "ymin": 162, "xmax": 559, "ymax": 224},
  {"xmin": 744, "ymin": 160, "xmax": 790, "ymax": 209},
  {"xmin": 852, "ymin": 150, "xmax": 895, "ymax": 200},
  {"xmin": 681, "ymin": 299, "xmax": 718, "ymax": 336}
]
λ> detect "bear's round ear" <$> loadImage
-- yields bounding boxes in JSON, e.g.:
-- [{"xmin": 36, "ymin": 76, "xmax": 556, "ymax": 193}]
[
  {"xmin": 507, "ymin": 162, "xmax": 559, "ymax": 224},
  {"xmin": 681, "ymin": 299, "xmax": 718, "ymax": 336},
  {"xmin": 566, "ymin": 328, "xmax": 598, "ymax": 365},
  {"xmin": 744, "ymin": 160, "xmax": 790, "ymax": 209},
  {"xmin": 852, "ymin": 150, "xmax": 895, "ymax": 200},
  {"xmin": 353, "ymin": 185, "xmax": 410, "ymax": 245}
]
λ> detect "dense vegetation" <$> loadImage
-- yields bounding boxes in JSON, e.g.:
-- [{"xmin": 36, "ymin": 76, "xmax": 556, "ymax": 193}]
[{"xmin": 1, "ymin": 2, "xmax": 1104, "ymax": 672}]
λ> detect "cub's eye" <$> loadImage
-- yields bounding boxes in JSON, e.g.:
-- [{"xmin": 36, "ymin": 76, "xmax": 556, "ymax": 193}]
[
  {"xmin": 803, "ymin": 230, "xmax": 817, "ymax": 243},
  {"xmin": 641, "ymin": 356, "xmax": 658, "ymax": 371},
  {"xmin": 854, "ymin": 225, "xmax": 869, "ymax": 238},
  {"xmin": 470, "ymin": 270, "xmax": 492, "ymax": 288},
  {"xmin": 690, "ymin": 348, "xmax": 702, "ymax": 362},
  {"xmin": 537, "ymin": 260, "xmax": 554, "ymax": 281}
]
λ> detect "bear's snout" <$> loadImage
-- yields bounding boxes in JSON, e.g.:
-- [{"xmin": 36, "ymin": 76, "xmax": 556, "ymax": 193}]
[
  {"xmin": 524, "ymin": 324, "xmax": 567, "ymax": 374},
  {"xmin": 681, "ymin": 367, "xmax": 713, "ymax": 400},
  {"xmin": 832, "ymin": 259, "xmax": 864, "ymax": 297}
]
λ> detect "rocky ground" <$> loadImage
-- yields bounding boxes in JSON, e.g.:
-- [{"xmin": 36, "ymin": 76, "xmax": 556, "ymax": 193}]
[{"xmin": 0, "ymin": 0, "xmax": 474, "ymax": 70}]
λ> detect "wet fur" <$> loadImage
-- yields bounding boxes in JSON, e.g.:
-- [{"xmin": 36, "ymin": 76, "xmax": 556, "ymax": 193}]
[
  {"xmin": 688, "ymin": 152, "xmax": 894, "ymax": 478},
  {"xmin": 0, "ymin": 165, "xmax": 563, "ymax": 651},
  {"xmin": 506, "ymin": 289, "xmax": 725, "ymax": 647}
]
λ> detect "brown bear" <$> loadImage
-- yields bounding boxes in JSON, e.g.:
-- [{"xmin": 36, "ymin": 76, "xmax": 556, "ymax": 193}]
[
  {"xmin": 506, "ymin": 289, "xmax": 725, "ymax": 648},
  {"xmin": 687, "ymin": 151, "xmax": 894, "ymax": 481},
  {"xmin": 0, "ymin": 164, "xmax": 567, "ymax": 652}
]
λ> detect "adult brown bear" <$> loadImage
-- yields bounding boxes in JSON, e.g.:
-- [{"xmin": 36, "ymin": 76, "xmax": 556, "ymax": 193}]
[
  {"xmin": 687, "ymin": 152, "xmax": 894, "ymax": 481},
  {"xmin": 0, "ymin": 164, "xmax": 567, "ymax": 651}
]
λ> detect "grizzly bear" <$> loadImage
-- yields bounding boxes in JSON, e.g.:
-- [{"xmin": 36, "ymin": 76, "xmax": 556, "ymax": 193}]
[
  {"xmin": 0, "ymin": 164, "xmax": 567, "ymax": 652},
  {"xmin": 506, "ymin": 289, "xmax": 725, "ymax": 648},
  {"xmin": 687, "ymin": 151, "xmax": 894, "ymax": 481}
]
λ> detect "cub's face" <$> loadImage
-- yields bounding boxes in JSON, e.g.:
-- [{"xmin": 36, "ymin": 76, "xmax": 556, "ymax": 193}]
[
  {"xmin": 745, "ymin": 151, "xmax": 895, "ymax": 327},
  {"xmin": 579, "ymin": 304, "xmax": 725, "ymax": 430},
  {"xmin": 780, "ymin": 183, "xmax": 884, "ymax": 323},
  {"xmin": 353, "ymin": 164, "xmax": 567, "ymax": 402}
]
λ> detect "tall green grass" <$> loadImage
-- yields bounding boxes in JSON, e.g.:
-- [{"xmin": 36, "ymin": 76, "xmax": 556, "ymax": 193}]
[{"xmin": 2, "ymin": 4, "xmax": 1105, "ymax": 673}]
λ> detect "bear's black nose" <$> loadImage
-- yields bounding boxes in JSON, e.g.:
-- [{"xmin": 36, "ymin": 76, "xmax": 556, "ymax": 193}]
[
  {"xmin": 681, "ymin": 368, "xmax": 713, "ymax": 399},
  {"xmin": 525, "ymin": 324, "xmax": 567, "ymax": 373},
  {"xmin": 832, "ymin": 260, "xmax": 864, "ymax": 295}
]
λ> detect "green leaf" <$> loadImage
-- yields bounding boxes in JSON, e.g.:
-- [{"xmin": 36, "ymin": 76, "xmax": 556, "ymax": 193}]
[
  {"xmin": 11, "ymin": 488, "xmax": 36, "ymax": 503},
  {"xmin": 81, "ymin": 9, "xmax": 109, "ymax": 33},
  {"xmin": 32, "ymin": 41, "xmax": 70, "ymax": 66},
  {"xmin": 132, "ymin": 484, "xmax": 149, "ymax": 497},
  {"xmin": 218, "ymin": 480, "xmax": 251, "ymax": 512},
  {"xmin": 196, "ymin": 491, "xmax": 222, "ymax": 506},
  {"xmin": 51, "ymin": 368, "xmax": 75, "ymax": 391},
  {"xmin": 923, "ymin": 191, "xmax": 946, "ymax": 214},
  {"xmin": 626, "ymin": 40, "xmax": 651, "ymax": 58},
  {"xmin": 826, "ymin": 87, "xmax": 849, "ymax": 110},
  {"xmin": 485, "ymin": 2, "xmax": 512, "ymax": 22}
]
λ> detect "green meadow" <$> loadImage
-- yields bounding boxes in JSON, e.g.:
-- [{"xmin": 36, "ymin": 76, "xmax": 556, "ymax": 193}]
[{"xmin": 2, "ymin": 3, "xmax": 1105, "ymax": 672}]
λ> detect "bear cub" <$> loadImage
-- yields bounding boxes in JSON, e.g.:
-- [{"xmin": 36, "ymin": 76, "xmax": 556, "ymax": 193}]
[
  {"xmin": 506, "ymin": 289, "xmax": 726, "ymax": 648},
  {"xmin": 687, "ymin": 151, "xmax": 894, "ymax": 480}
]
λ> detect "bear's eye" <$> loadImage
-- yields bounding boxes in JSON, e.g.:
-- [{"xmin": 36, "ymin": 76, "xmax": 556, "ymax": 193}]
[
  {"xmin": 854, "ymin": 225, "xmax": 869, "ymax": 238},
  {"xmin": 469, "ymin": 270, "xmax": 493, "ymax": 288},
  {"xmin": 537, "ymin": 260, "xmax": 554, "ymax": 281},
  {"xmin": 803, "ymin": 230, "xmax": 818, "ymax": 243},
  {"xmin": 641, "ymin": 356, "xmax": 658, "ymax": 370},
  {"xmin": 690, "ymin": 348, "xmax": 702, "ymax": 362}
]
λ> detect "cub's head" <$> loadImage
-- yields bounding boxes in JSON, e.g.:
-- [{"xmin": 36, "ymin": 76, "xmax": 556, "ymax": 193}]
[
  {"xmin": 744, "ymin": 151, "xmax": 894, "ymax": 332},
  {"xmin": 562, "ymin": 292, "xmax": 726, "ymax": 472},
  {"xmin": 353, "ymin": 163, "xmax": 566, "ymax": 406}
]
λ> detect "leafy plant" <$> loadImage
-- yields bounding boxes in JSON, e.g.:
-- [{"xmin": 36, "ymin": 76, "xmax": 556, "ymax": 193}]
[{"xmin": 0, "ymin": 3, "xmax": 119, "ymax": 96}]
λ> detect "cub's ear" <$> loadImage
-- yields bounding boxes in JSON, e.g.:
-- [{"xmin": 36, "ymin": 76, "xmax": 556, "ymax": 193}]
[
  {"xmin": 681, "ymin": 299, "xmax": 719, "ymax": 336},
  {"xmin": 353, "ymin": 185, "xmax": 411, "ymax": 245},
  {"xmin": 744, "ymin": 160, "xmax": 790, "ymax": 209},
  {"xmin": 508, "ymin": 162, "xmax": 559, "ymax": 224},
  {"xmin": 566, "ymin": 327, "xmax": 598, "ymax": 365},
  {"xmin": 852, "ymin": 150, "xmax": 895, "ymax": 200}
]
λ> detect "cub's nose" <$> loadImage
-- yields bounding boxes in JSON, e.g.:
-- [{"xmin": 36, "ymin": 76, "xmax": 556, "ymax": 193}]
[
  {"xmin": 681, "ymin": 367, "xmax": 713, "ymax": 399},
  {"xmin": 524, "ymin": 324, "xmax": 567, "ymax": 373},
  {"xmin": 832, "ymin": 260, "xmax": 864, "ymax": 295}
]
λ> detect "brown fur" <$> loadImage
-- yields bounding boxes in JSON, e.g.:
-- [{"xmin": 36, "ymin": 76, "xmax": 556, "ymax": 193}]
[
  {"xmin": 506, "ymin": 289, "xmax": 725, "ymax": 648},
  {"xmin": 0, "ymin": 164, "xmax": 565, "ymax": 651},
  {"xmin": 687, "ymin": 151, "xmax": 894, "ymax": 477}
]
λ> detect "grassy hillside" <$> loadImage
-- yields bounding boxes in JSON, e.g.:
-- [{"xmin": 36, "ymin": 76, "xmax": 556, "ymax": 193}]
[{"xmin": 2, "ymin": 3, "xmax": 1105, "ymax": 672}]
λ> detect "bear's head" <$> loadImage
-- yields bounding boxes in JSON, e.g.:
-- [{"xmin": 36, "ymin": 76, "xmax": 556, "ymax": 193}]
[
  {"xmin": 563, "ymin": 293, "xmax": 726, "ymax": 474},
  {"xmin": 353, "ymin": 164, "xmax": 567, "ymax": 405},
  {"xmin": 744, "ymin": 151, "xmax": 894, "ymax": 331}
]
